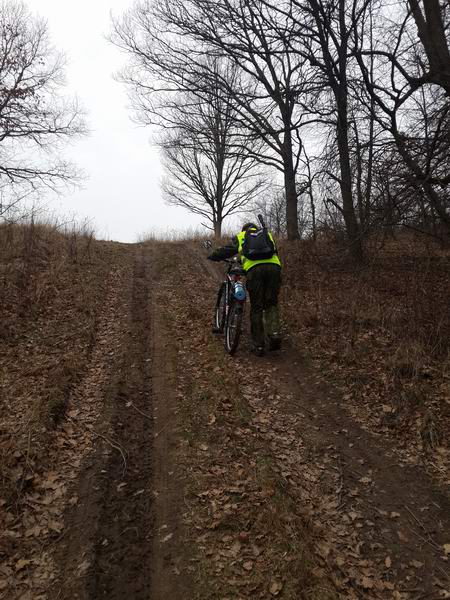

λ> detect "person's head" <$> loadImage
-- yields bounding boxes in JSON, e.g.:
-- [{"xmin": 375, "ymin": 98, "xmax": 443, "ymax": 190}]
[{"xmin": 242, "ymin": 222, "xmax": 257, "ymax": 232}]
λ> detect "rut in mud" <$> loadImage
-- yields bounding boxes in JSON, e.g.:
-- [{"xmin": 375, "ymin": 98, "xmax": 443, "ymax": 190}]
[
  {"xmin": 51, "ymin": 248, "xmax": 155, "ymax": 600},
  {"xmin": 87, "ymin": 250, "xmax": 154, "ymax": 599}
]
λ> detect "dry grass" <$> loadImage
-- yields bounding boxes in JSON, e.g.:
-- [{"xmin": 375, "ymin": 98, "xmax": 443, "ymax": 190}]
[
  {"xmin": 136, "ymin": 225, "xmax": 237, "ymax": 243},
  {"xmin": 279, "ymin": 233, "xmax": 450, "ymax": 464},
  {"xmin": 0, "ymin": 218, "xmax": 121, "ymax": 508},
  {"xmin": 137, "ymin": 226, "xmax": 209, "ymax": 243}
]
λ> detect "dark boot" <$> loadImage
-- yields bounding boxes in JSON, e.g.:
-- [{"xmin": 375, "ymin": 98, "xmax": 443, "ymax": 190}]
[{"xmin": 268, "ymin": 334, "xmax": 282, "ymax": 351}]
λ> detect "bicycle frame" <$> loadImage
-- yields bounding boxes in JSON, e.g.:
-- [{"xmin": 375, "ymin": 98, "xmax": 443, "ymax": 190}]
[
  {"xmin": 213, "ymin": 258, "xmax": 247, "ymax": 354},
  {"xmin": 224, "ymin": 258, "xmax": 246, "ymax": 310}
]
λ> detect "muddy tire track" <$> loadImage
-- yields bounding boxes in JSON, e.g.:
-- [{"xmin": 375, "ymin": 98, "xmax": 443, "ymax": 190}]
[
  {"xmin": 51, "ymin": 247, "xmax": 154, "ymax": 600},
  {"xmin": 87, "ymin": 248, "xmax": 154, "ymax": 599},
  {"xmin": 246, "ymin": 352, "xmax": 450, "ymax": 597}
]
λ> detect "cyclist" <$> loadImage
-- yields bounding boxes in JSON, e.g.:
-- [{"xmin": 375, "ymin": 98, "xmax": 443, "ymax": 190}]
[{"xmin": 208, "ymin": 222, "xmax": 282, "ymax": 356}]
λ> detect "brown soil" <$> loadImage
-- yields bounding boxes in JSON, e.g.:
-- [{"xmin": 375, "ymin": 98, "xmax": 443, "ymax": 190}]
[
  {"xmin": 50, "ymin": 247, "xmax": 155, "ymax": 599},
  {"xmin": 2, "ymin": 239, "xmax": 449, "ymax": 600},
  {"xmin": 48, "ymin": 246, "xmax": 189, "ymax": 600},
  {"xmin": 190, "ymin": 242, "xmax": 450, "ymax": 599}
]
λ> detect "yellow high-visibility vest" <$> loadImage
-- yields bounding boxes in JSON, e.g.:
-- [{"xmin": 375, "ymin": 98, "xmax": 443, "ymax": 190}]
[{"xmin": 236, "ymin": 230, "xmax": 282, "ymax": 272}]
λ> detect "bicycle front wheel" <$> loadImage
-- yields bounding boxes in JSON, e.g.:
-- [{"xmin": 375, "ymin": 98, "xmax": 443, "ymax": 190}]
[
  {"xmin": 213, "ymin": 282, "xmax": 227, "ymax": 333},
  {"xmin": 224, "ymin": 301, "xmax": 243, "ymax": 355}
]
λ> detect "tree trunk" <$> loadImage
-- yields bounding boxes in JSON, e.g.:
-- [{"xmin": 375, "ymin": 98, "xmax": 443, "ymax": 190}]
[
  {"xmin": 422, "ymin": 183, "xmax": 450, "ymax": 236},
  {"xmin": 408, "ymin": 0, "xmax": 450, "ymax": 94},
  {"xmin": 364, "ymin": 109, "xmax": 375, "ymax": 228},
  {"xmin": 353, "ymin": 122, "xmax": 365, "ymax": 230},
  {"xmin": 213, "ymin": 218, "xmax": 222, "ymax": 238},
  {"xmin": 309, "ymin": 189, "xmax": 317, "ymax": 242},
  {"xmin": 283, "ymin": 129, "xmax": 300, "ymax": 240},
  {"xmin": 334, "ymin": 0, "xmax": 363, "ymax": 260},
  {"xmin": 214, "ymin": 149, "xmax": 224, "ymax": 239},
  {"xmin": 336, "ymin": 97, "xmax": 363, "ymax": 260},
  {"xmin": 285, "ymin": 166, "xmax": 299, "ymax": 240}
]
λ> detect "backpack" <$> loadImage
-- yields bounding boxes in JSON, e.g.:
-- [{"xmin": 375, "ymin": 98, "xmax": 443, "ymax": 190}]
[{"xmin": 242, "ymin": 220, "xmax": 275, "ymax": 260}]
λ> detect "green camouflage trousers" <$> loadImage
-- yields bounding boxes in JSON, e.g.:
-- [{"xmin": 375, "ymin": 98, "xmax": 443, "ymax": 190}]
[{"xmin": 245, "ymin": 264, "xmax": 282, "ymax": 347}]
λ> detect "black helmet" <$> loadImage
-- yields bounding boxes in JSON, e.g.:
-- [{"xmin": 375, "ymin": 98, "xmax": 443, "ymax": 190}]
[{"xmin": 242, "ymin": 222, "xmax": 257, "ymax": 232}]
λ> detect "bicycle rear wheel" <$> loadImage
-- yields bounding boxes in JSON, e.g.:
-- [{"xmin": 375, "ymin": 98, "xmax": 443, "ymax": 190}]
[
  {"xmin": 213, "ymin": 282, "xmax": 227, "ymax": 333},
  {"xmin": 224, "ymin": 301, "xmax": 243, "ymax": 355}
]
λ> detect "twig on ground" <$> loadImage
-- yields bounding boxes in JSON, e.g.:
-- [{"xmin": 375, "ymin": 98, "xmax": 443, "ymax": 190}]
[
  {"xmin": 93, "ymin": 431, "xmax": 128, "ymax": 476},
  {"xmin": 405, "ymin": 504, "xmax": 427, "ymax": 533},
  {"xmin": 429, "ymin": 461, "xmax": 446, "ymax": 475},
  {"xmin": 155, "ymin": 421, "xmax": 171, "ymax": 437},
  {"xmin": 437, "ymin": 564, "xmax": 450, "ymax": 583},
  {"xmin": 128, "ymin": 402, "xmax": 152, "ymax": 420},
  {"xmin": 409, "ymin": 525, "xmax": 440, "ymax": 551},
  {"xmin": 66, "ymin": 415, "xmax": 128, "ymax": 476},
  {"xmin": 335, "ymin": 456, "xmax": 344, "ymax": 507}
]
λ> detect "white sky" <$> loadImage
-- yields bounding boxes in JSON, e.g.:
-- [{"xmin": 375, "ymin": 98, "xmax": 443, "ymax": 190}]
[{"xmin": 32, "ymin": 0, "xmax": 203, "ymax": 242}]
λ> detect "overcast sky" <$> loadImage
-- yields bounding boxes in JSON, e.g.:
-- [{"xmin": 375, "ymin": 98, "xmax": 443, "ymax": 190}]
[{"xmin": 33, "ymin": 0, "xmax": 203, "ymax": 242}]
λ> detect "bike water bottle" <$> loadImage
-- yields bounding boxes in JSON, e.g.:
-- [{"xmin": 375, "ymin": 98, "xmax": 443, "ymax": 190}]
[{"xmin": 234, "ymin": 281, "xmax": 246, "ymax": 301}]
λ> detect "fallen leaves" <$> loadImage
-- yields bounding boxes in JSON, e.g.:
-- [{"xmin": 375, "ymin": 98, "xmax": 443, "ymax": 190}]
[
  {"xmin": 0, "ymin": 256, "xmax": 132, "ymax": 600},
  {"xmin": 410, "ymin": 559, "xmax": 424, "ymax": 568},
  {"xmin": 359, "ymin": 476, "xmax": 372, "ymax": 485},
  {"xmin": 15, "ymin": 559, "xmax": 31, "ymax": 572},
  {"xmin": 230, "ymin": 540, "xmax": 241, "ymax": 558},
  {"xmin": 141, "ymin": 243, "xmax": 450, "ymax": 600},
  {"xmin": 360, "ymin": 576, "xmax": 374, "ymax": 589}
]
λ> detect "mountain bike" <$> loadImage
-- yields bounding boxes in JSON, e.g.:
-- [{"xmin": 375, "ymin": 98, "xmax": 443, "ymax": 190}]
[{"xmin": 213, "ymin": 257, "xmax": 247, "ymax": 355}]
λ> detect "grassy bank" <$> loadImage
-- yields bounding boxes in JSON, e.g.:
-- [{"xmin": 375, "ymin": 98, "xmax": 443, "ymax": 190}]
[
  {"xmin": 280, "ymin": 234, "xmax": 450, "ymax": 478},
  {"xmin": 0, "ymin": 221, "xmax": 124, "ymax": 507}
]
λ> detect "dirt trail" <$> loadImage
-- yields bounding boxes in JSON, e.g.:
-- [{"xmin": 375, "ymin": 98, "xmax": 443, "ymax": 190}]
[
  {"xmin": 277, "ymin": 349, "xmax": 450, "ymax": 568},
  {"xmin": 190, "ymin": 242, "xmax": 450, "ymax": 598},
  {"xmin": 247, "ymin": 348, "xmax": 450, "ymax": 596},
  {"xmin": 19, "ymin": 240, "xmax": 448, "ymax": 600},
  {"xmin": 49, "ymin": 245, "xmax": 188, "ymax": 600}
]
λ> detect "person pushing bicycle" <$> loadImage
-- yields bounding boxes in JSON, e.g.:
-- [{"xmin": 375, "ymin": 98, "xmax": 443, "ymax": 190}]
[{"xmin": 208, "ymin": 217, "xmax": 282, "ymax": 357}]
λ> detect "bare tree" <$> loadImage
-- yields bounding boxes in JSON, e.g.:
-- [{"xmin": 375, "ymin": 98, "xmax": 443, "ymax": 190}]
[
  {"xmin": 112, "ymin": 0, "xmax": 310, "ymax": 240},
  {"xmin": 268, "ymin": 0, "xmax": 369, "ymax": 258},
  {"xmin": 159, "ymin": 66, "xmax": 266, "ymax": 236},
  {"xmin": 113, "ymin": 0, "xmax": 449, "ymax": 245},
  {"xmin": 110, "ymin": 22, "xmax": 266, "ymax": 235},
  {"xmin": 250, "ymin": 186, "xmax": 287, "ymax": 236},
  {"xmin": 0, "ymin": 1, "xmax": 85, "ymax": 199},
  {"xmin": 354, "ymin": 0, "xmax": 450, "ymax": 237},
  {"xmin": 407, "ymin": 0, "xmax": 450, "ymax": 94}
]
